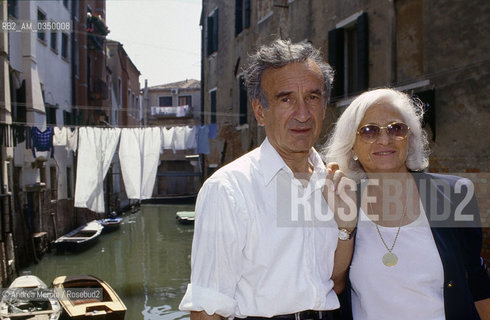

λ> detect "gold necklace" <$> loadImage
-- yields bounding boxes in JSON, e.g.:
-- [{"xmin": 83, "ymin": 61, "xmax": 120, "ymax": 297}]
[{"xmin": 369, "ymin": 201, "xmax": 407, "ymax": 267}]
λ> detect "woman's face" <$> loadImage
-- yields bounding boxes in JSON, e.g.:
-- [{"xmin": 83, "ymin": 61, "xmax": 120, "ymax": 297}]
[{"xmin": 353, "ymin": 102, "xmax": 409, "ymax": 175}]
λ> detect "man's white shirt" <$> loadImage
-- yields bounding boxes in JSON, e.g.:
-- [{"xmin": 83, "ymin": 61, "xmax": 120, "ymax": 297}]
[{"xmin": 179, "ymin": 138, "xmax": 339, "ymax": 318}]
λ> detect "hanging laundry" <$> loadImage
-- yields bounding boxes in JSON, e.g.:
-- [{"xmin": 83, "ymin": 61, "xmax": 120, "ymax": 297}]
[
  {"xmin": 196, "ymin": 125, "xmax": 210, "ymax": 154},
  {"xmin": 176, "ymin": 106, "xmax": 186, "ymax": 117},
  {"xmin": 185, "ymin": 126, "xmax": 198, "ymax": 149},
  {"xmin": 74, "ymin": 127, "xmax": 121, "ymax": 213},
  {"xmin": 53, "ymin": 127, "xmax": 67, "ymax": 146},
  {"xmin": 161, "ymin": 126, "xmax": 175, "ymax": 153},
  {"xmin": 173, "ymin": 126, "xmax": 187, "ymax": 150},
  {"xmin": 119, "ymin": 127, "xmax": 161, "ymax": 200},
  {"xmin": 208, "ymin": 123, "xmax": 218, "ymax": 139},
  {"xmin": 66, "ymin": 128, "xmax": 78, "ymax": 152},
  {"xmin": 31, "ymin": 127, "xmax": 54, "ymax": 158}
]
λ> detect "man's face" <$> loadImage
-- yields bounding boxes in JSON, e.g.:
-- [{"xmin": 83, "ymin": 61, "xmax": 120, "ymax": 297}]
[{"xmin": 252, "ymin": 60, "xmax": 326, "ymax": 158}]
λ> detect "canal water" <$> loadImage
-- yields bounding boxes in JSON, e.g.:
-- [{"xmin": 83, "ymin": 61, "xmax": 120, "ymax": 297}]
[{"xmin": 22, "ymin": 204, "xmax": 195, "ymax": 320}]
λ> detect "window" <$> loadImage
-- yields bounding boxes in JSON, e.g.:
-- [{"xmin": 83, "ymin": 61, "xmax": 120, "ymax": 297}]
[
  {"xmin": 159, "ymin": 96, "xmax": 172, "ymax": 106},
  {"xmin": 132, "ymin": 93, "xmax": 135, "ymax": 117},
  {"xmin": 235, "ymin": 0, "xmax": 251, "ymax": 36},
  {"xmin": 45, "ymin": 103, "xmax": 57, "ymax": 126},
  {"xmin": 66, "ymin": 167, "xmax": 72, "ymax": 198},
  {"xmin": 50, "ymin": 166, "xmax": 57, "ymax": 200},
  {"xmin": 50, "ymin": 30, "xmax": 57, "ymax": 52},
  {"xmin": 14, "ymin": 80, "xmax": 26, "ymax": 123},
  {"xmin": 210, "ymin": 89, "xmax": 217, "ymax": 123},
  {"xmin": 207, "ymin": 8, "xmax": 218, "ymax": 56},
  {"xmin": 8, "ymin": 0, "xmax": 17, "ymax": 18},
  {"xmin": 178, "ymin": 95, "xmax": 192, "ymax": 107},
  {"xmin": 63, "ymin": 110, "xmax": 74, "ymax": 126},
  {"xmin": 61, "ymin": 33, "xmax": 69, "ymax": 59},
  {"xmin": 238, "ymin": 75, "xmax": 247, "ymax": 124},
  {"xmin": 328, "ymin": 12, "xmax": 368, "ymax": 100},
  {"xmin": 128, "ymin": 90, "xmax": 132, "ymax": 115},
  {"xmin": 37, "ymin": 9, "xmax": 46, "ymax": 42},
  {"xmin": 118, "ymin": 79, "xmax": 122, "ymax": 106}
]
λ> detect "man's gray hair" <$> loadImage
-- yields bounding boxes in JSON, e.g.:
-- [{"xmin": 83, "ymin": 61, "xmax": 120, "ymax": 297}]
[
  {"xmin": 322, "ymin": 88, "xmax": 430, "ymax": 182},
  {"xmin": 244, "ymin": 39, "xmax": 334, "ymax": 109}
]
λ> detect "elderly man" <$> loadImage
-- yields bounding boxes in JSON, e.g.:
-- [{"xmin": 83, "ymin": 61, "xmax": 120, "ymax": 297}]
[{"xmin": 179, "ymin": 39, "xmax": 356, "ymax": 320}]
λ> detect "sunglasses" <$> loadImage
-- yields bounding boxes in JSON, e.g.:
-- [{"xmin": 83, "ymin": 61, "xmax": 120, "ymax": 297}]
[{"xmin": 356, "ymin": 121, "xmax": 410, "ymax": 143}]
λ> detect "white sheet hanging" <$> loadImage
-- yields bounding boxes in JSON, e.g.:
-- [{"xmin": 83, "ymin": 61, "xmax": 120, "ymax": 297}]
[
  {"xmin": 53, "ymin": 127, "xmax": 67, "ymax": 146},
  {"xmin": 161, "ymin": 127, "xmax": 175, "ymax": 152},
  {"xmin": 119, "ymin": 127, "xmax": 161, "ymax": 200},
  {"xmin": 74, "ymin": 127, "xmax": 121, "ymax": 213},
  {"xmin": 173, "ymin": 126, "xmax": 187, "ymax": 150},
  {"xmin": 66, "ymin": 128, "xmax": 78, "ymax": 152},
  {"xmin": 185, "ymin": 126, "xmax": 198, "ymax": 149}
]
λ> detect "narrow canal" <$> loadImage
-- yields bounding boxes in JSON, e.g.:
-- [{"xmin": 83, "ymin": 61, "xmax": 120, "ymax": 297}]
[{"xmin": 22, "ymin": 204, "xmax": 195, "ymax": 320}]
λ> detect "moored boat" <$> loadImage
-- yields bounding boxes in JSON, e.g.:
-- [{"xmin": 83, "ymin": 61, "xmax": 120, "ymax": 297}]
[
  {"xmin": 52, "ymin": 275, "xmax": 126, "ymax": 320},
  {"xmin": 0, "ymin": 275, "xmax": 62, "ymax": 320},
  {"xmin": 54, "ymin": 221, "xmax": 103, "ymax": 253},
  {"xmin": 98, "ymin": 217, "xmax": 123, "ymax": 233},
  {"xmin": 176, "ymin": 211, "xmax": 195, "ymax": 225}
]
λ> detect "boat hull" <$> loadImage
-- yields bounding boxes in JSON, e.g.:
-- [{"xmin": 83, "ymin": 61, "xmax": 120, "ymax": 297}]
[
  {"xmin": 54, "ymin": 221, "xmax": 103, "ymax": 253},
  {"xmin": 52, "ymin": 275, "xmax": 126, "ymax": 320},
  {"xmin": 0, "ymin": 275, "xmax": 62, "ymax": 320}
]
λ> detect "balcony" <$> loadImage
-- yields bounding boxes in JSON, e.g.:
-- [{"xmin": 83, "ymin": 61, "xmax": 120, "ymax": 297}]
[
  {"xmin": 87, "ymin": 13, "xmax": 109, "ymax": 50},
  {"xmin": 151, "ymin": 105, "xmax": 191, "ymax": 118}
]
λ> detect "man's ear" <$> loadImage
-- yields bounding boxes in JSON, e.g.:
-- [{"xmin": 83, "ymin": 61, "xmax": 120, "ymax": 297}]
[{"xmin": 252, "ymin": 99, "xmax": 266, "ymax": 126}]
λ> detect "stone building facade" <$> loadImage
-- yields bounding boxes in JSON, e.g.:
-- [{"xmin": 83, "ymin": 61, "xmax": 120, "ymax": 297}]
[
  {"xmin": 200, "ymin": 0, "xmax": 490, "ymax": 260},
  {"xmin": 0, "ymin": 0, "xmax": 142, "ymax": 284}
]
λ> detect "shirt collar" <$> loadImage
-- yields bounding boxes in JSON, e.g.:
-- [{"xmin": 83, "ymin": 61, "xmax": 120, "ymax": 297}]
[{"xmin": 258, "ymin": 137, "xmax": 326, "ymax": 186}]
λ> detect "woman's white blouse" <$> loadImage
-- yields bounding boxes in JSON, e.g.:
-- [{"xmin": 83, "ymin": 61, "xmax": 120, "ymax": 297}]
[{"xmin": 350, "ymin": 201, "xmax": 445, "ymax": 320}]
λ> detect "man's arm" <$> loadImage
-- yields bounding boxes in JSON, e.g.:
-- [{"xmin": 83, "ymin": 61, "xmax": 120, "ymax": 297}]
[{"xmin": 191, "ymin": 311, "xmax": 224, "ymax": 320}]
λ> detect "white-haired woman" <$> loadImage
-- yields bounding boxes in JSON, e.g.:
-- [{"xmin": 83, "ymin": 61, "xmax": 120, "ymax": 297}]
[{"xmin": 323, "ymin": 88, "xmax": 490, "ymax": 320}]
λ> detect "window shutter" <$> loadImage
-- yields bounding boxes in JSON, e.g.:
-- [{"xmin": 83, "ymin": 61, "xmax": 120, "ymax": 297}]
[
  {"xmin": 207, "ymin": 15, "xmax": 213, "ymax": 56},
  {"xmin": 357, "ymin": 12, "xmax": 369, "ymax": 91},
  {"xmin": 235, "ymin": 0, "xmax": 243, "ymax": 36},
  {"xmin": 328, "ymin": 28, "xmax": 344, "ymax": 99},
  {"xmin": 244, "ymin": 0, "xmax": 251, "ymax": 29},
  {"xmin": 212, "ymin": 9, "xmax": 219, "ymax": 53}
]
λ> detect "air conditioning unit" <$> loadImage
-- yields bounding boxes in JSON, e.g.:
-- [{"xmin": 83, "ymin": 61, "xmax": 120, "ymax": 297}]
[{"xmin": 171, "ymin": 88, "xmax": 179, "ymax": 95}]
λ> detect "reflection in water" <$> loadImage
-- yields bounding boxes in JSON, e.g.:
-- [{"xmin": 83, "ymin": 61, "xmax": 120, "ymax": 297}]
[{"xmin": 23, "ymin": 204, "xmax": 194, "ymax": 320}]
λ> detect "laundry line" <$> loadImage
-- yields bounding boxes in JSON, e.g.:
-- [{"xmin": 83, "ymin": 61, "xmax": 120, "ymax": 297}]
[{"xmin": 74, "ymin": 125, "xmax": 212, "ymax": 213}]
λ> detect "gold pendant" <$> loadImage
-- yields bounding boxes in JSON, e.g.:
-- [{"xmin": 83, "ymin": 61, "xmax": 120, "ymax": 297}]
[{"xmin": 382, "ymin": 252, "xmax": 398, "ymax": 267}]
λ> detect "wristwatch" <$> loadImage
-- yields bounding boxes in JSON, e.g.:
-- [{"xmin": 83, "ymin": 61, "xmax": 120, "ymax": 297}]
[{"xmin": 338, "ymin": 228, "xmax": 356, "ymax": 241}]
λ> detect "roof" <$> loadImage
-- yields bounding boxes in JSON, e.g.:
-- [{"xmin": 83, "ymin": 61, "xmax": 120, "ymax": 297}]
[{"xmin": 148, "ymin": 79, "xmax": 200, "ymax": 90}]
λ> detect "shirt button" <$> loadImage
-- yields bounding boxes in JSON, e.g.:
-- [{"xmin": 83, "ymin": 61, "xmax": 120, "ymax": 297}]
[{"xmin": 447, "ymin": 280, "xmax": 454, "ymax": 288}]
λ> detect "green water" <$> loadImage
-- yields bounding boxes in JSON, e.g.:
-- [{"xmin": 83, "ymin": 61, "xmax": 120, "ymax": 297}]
[{"xmin": 22, "ymin": 204, "xmax": 194, "ymax": 320}]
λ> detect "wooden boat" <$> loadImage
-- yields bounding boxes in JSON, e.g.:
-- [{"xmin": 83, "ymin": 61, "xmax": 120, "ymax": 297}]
[
  {"xmin": 98, "ymin": 217, "xmax": 123, "ymax": 233},
  {"xmin": 176, "ymin": 211, "xmax": 195, "ymax": 225},
  {"xmin": 0, "ymin": 275, "xmax": 62, "ymax": 320},
  {"xmin": 54, "ymin": 221, "xmax": 103, "ymax": 253},
  {"xmin": 52, "ymin": 275, "xmax": 126, "ymax": 320}
]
